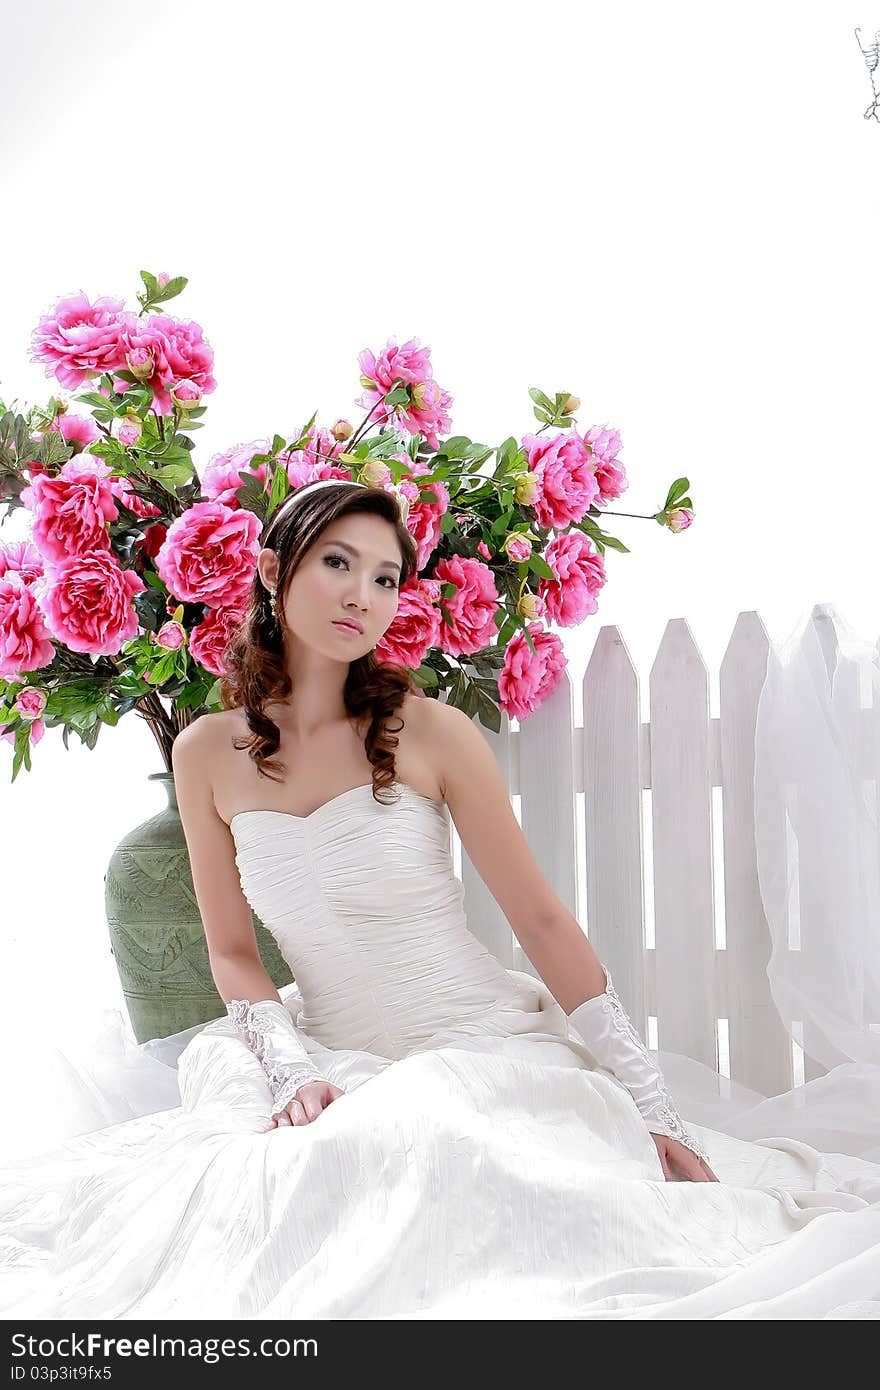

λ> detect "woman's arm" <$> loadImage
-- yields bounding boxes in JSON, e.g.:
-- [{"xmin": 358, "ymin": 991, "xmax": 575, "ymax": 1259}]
[
  {"xmin": 428, "ymin": 701, "xmax": 714, "ymax": 1175},
  {"xmin": 171, "ymin": 722, "xmax": 334, "ymax": 1124}
]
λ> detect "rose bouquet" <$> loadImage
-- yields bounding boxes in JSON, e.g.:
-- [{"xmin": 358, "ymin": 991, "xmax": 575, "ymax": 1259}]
[{"xmin": 0, "ymin": 271, "xmax": 694, "ymax": 782}]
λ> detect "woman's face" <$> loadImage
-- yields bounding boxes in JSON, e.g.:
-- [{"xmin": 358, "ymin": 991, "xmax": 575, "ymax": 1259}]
[{"xmin": 259, "ymin": 512, "xmax": 403, "ymax": 657}]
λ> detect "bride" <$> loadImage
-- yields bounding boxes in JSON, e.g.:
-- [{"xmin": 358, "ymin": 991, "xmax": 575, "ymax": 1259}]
[{"xmin": 1, "ymin": 477, "xmax": 878, "ymax": 1320}]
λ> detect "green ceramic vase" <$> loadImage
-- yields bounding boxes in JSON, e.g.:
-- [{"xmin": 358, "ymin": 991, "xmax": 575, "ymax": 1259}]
[{"xmin": 104, "ymin": 771, "xmax": 293, "ymax": 1043}]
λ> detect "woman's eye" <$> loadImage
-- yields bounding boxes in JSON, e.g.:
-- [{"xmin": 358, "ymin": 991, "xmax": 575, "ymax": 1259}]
[{"xmin": 325, "ymin": 554, "xmax": 397, "ymax": 588}]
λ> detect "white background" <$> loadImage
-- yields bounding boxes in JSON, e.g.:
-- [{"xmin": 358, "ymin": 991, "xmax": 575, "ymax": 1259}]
[{"xmin": 0, "ymin": 0, "xmax": 877, "ymax": 1048}]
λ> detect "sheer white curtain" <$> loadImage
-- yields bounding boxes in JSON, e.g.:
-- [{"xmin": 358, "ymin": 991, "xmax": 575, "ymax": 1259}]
[{"xmin": 657, "ymin": 603, "xmax": 880, "ymax": 1163}]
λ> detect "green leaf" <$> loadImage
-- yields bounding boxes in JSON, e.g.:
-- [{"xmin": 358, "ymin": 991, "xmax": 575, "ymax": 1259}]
[
  {"xmin": 150, "ymin": 276, "xmax": 188, "ymax": 304},
  {"xmin": 268, "ymin": 462, "xmax": 291, "ymax": 511},
  {"xmin": 528, "ymin": 387, "xmax": 554, "ymax": 412},
  {"xmin": 154, "ymin": 461, "xmax": 195, "ymax": 488},
  {"xmin": 664, "ymin": 476, "xmax": 690, "ymax": 508},
  {"xmin": 527, "ymin": 553, "xmax": 555, "ymax": 579},
  {"xmin": 439, "ymin": 436, "xmax": 473, "ymax": 459},
  {"xmin": 600, "ymin": 534, "xmax": 630, "ymax": 554}
]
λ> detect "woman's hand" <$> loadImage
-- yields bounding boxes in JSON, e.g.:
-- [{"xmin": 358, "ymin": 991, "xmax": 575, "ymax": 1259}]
[
  {"xmin": 264, "ymin": 1080, "xmax": 346, "ymax": 1130},
  {"xmin": 650, "ymin": 1133, "xmax": 720, "ymax": 1182}
]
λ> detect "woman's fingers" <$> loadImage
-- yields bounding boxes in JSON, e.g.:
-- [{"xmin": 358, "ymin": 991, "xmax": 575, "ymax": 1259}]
[
  {"xmin": 265, "ymin": 1082, "xmax": 346, "ymax": 1132},
  {"xmin": 656, "ymin": 1145, "xmax": 673, "ymax": 1181}
]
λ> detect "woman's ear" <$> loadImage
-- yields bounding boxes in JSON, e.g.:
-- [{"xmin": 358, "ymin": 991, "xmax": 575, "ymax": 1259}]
[{"xmin": 257, "ymin": 547, "xmax": 279, "ymax": 590}]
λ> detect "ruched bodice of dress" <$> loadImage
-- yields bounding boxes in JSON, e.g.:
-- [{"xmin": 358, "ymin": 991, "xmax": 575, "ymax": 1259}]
[{"xmin": 230, "ymin": 779, "xmax": 573, "ymax": 1061}]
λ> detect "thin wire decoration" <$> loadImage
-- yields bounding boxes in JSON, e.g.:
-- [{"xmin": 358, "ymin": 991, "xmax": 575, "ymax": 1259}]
[{"xmin": 855, "ymin": 26, "xmax": 880, "ymax": 121}]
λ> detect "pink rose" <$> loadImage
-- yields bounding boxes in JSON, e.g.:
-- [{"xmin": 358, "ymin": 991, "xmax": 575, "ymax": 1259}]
[
  {"xmin": 155, "ymin": 620, "xmax": 186, "ymax": 651},
  {"xmin": 476, "ymin": 540, "xmax": 492, "ymax": 561},
  {"xmin": 666, "ymin": 507, "xmax": 694, "ymax": 533},
  {"xmin": 155, "ymin": 500, "xmax": 261, "ymax": 606},
  {"xmin": 522, "ymin": 431, "xmax": 599, "ymax": 529},
  {"xmin": 169, "ymin": 378, "xmax": 202, "ymax": 410},
  {"xmin": 285, "ymin": 428, "xmax": 349, "ymax": 484},
  {"xmin": 14, "ymin": 686, "xmax": 48, "ymax": 719},
  {"xmin": 33, "ymin": 552, "xmax": 145, "ymax": 655},
  {"xmin": 200, "ymin": 440, "xmax": 272, "ymax": 508},
  {"xmin": 30, "ymin": 413, "xmax": 101, "ymax": 452},
  {"xmin": 403, "ymin": 377, "xmax": 454, "ymax": 452},
  {"xmin": 110, "ymin": 313, "xmax": 216, "ymax": 417},
  {"xmin": 361, "ymin": 461, "xmax": 393, "ymax": 488},
  {"xmin": 429, "ymin": 554, "xmax": 499, "ymax": 658},
  {"xmin": 113, "ymin": 416, "xmax": 143, "ymax": 447},
  {"xmin": 126, "ymin": 345, "xmax": 154, "ymax": 380},
  {"xmin": 189, "ymin": 604, "xmax": 248, "ymax": 677},
  {"xmin": 356, "ymin": 337, "xmax": 453, "ymax": 451},
  {"xmin": 374, "ymin": 580, "xmax": 443, "ymax": 671},
  {"xmin": 109, "ymin": 477, "xmax": 163, "ymax": 521},
  {"xmin": 498, "ymin": 622, "xmax": 568, "ymax": 722},
  {"xmin": 20, "ymin": 457, "xmax": 119, "ymax": 564},
  {"xmin": 0, "ymin": 539, "xmax": 44, "ymax": 586},
  {"xmin": 0, "ymin": 572, "xmax": 56, "ymax": 677},
  {"xmin": 583, "ymin": 426, "xmax": 628, "ymax": 505},
  {"xmin": 392, "ymin": 459, "xmax": 449, "ymax": 570},
  {"xmin": 29, "ymin": 292, "xmax": 128, "ymax": 390},
  {"xmin": 504, "ymin": 533, "xmax": 532, "ymax": 563},
  {"xmin": 538, "ymin": 531, "xmax": 606, "ymax": 626}
]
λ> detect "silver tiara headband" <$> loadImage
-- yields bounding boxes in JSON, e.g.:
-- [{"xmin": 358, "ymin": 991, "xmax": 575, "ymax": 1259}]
[{"xmin": 269, "ymin": 476, "xmax": 411, "ymax": 525}]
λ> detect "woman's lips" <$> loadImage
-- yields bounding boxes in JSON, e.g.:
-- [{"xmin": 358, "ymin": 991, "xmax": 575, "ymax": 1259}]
[{"xmin": 332, "ymin": 620, "xmax": 363, "ymax": 635}]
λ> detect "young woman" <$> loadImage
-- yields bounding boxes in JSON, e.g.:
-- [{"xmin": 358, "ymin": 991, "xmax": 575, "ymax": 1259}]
[{"xmin": 1, "ymin": 478, "xmax": 875, "ymax": 1320}]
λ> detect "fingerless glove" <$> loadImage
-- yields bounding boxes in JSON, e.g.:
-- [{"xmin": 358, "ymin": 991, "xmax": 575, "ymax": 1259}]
[{"xmin": 566, "ymin": 968, "xmax": 710, "ymax": 1164}]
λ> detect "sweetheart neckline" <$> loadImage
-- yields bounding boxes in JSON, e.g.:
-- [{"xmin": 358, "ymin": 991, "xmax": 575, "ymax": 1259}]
[{"xmin": 228, "ymin": 779, "xmax": 445, "ymax": 830}]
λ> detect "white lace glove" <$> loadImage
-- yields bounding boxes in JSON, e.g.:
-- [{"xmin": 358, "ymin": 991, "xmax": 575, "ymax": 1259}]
[
  {"xmin": 227, "ymin": 997, "xmax": 329, "ymax": 1117},
  {"xmin": 565, "ymin": 967, "xmax": 710, "ymax": 1165}
]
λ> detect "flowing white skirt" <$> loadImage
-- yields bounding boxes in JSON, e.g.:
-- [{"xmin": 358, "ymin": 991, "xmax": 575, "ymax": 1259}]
[{"xmin": 2, "ymin": 981, "xmax": 880, "ymax": 1320}]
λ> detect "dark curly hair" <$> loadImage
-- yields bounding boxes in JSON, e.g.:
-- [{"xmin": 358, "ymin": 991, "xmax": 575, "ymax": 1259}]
[{"xmin": 219, "ymin": 480, "xmax": 421, "ymax": 805}]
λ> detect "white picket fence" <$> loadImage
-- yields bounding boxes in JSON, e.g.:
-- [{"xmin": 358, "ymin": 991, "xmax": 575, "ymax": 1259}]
[{"xmin": 445, "ymin": 603, "xmax": 866, "ymax": 1101}]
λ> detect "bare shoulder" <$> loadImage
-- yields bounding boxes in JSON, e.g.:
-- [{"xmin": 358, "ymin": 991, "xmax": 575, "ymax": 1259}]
[
  {"xmin": 412, "ymin": 696, "xmax": 476, "ymax": 799},
  {"xmin": 172, "ymin": 708, "xmax": 230, "ymax": 758},
  {"xmin": 170, "ymin": 709, "xmax": 236, "ymax": 797}
]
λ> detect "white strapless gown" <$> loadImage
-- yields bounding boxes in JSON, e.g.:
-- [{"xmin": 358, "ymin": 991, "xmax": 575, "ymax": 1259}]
[{"xmin": 2, "ymin": 780, "xmax": 880, "ymax": 1319}]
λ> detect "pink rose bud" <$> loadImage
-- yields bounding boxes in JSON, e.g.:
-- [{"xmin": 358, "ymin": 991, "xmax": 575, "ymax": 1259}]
[
  {"xmin": 156, "ymin": 272, "xmax": 170, "ymax": 289},
  {"xmin": 13, "ymin": 687, "xmax": 47, "ymax": 721},
  {"xmin": 514, "ymin": 472, "xmax": 540, "ymax": 506},
  {"xmin": 561, "ymin": 394, "xmax": 580, "ymax": 415},
  {"xmin": 155, "ymin": 620, "xmax": 186, "ymax": 651},
  {"xmin": 126, "ymin": 347, "xmax": 154, "ymax": 380},
  {"xmin": 331, "ymin": 418, "xmax": 353, "ymax": 442},
  {"xmin": 477, "ymin": 541, "xmax": 492, "ymax": 560},
  {"xmin": 169, "ymin": 379, "xmax": 202, "ymax": 410},
  {"xmin": 504, "ymin": 534, "xmax": 533, "ymax": 563},
  {"xmin": 517, "ymin": 592, "xmax": 544, "ymax": 621},
  {"xmin": 361, "ymin": 460, "xmax": 393, "ymax": 487},
  {"xmin": 116, "ymin": 415, "xmax": 143, "ymax": 447},
  {"xmin": 666, "ymin": 507, "xmax": 694, "ymax": 533}
]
